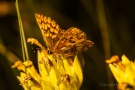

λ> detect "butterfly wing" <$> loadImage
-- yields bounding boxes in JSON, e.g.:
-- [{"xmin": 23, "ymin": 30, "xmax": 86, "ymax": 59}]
[
  {"xmin": 54, "ymin": 27, "xmax": 93, "ymax": 57},
  {"xmin": 35, "ymin": 13, "xmax": 64, "ymax": 50}
]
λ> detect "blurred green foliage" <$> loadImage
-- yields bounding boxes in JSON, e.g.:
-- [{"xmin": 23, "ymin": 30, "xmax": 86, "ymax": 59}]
[{"xmin": 0, "ymin": 0, "xmax": 135, "ymax": 90}]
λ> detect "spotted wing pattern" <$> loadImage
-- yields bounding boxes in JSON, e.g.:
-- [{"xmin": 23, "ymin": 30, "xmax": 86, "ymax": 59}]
[
  {"xmin": 54, "ymin": 27, "xmax": 93, "ymax": 57},
  {"xmin": 35, "ymin": 13, "xmax": 64, "ymax": 50},
  {"xmin": 35, "ymin": 13, "xmax": 93, "ymax": 57}
]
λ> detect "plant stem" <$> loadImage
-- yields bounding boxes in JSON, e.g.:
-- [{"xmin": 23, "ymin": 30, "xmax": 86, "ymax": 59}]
[{"xmin": 15, "ymin": 0, "xmax": 29, "ymax": 61}]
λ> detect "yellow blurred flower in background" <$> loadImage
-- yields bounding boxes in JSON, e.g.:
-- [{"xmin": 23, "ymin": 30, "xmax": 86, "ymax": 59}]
[{"xmin": 106, "ymin": 55, "xmax": 135, "ymax": 90}]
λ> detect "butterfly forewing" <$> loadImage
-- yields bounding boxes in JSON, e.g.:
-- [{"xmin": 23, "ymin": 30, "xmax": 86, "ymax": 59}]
[{"xmin": 35, "ymin": 13, "xmax": 64, "ymax": 50}]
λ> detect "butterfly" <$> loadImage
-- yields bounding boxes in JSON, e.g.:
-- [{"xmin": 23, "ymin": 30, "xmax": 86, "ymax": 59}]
[{"xmin": 35, "ymin": 13, "xmax": 93, "ymax": 57}]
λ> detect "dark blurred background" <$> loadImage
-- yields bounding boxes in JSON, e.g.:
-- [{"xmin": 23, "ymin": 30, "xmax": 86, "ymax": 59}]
[{"xmin": 0, "ymin": 0, "xmax": 135, "ymax": 90}]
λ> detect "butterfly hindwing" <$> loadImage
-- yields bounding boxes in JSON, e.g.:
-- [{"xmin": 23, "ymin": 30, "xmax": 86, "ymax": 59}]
[{"xmin": 54, "ymin": 27, "xmax": 93, "ymax": 56}]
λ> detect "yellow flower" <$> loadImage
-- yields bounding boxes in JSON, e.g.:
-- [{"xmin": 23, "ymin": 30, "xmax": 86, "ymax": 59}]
[
  {"xmin": 106, "ymin": 55, "xmax": 135, "ymax": 90},
  {"xmin": 12, "ymin": 51, "xmax": 83, "ymax": 90}
]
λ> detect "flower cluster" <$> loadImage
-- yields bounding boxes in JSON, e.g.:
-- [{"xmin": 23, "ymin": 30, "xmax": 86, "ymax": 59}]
[{"xmin": 12, "ymin": 51, "xmax": 83, "ymax": 90}]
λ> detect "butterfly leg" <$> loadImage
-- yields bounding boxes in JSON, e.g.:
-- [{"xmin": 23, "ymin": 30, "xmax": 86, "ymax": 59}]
[
  {"xmin": 27, "ymin": 38, "xmax": 48, "ymax": 55},
  {"xmin": 67, "ymin": 57, "xmax": 73, "ymax": 66}
]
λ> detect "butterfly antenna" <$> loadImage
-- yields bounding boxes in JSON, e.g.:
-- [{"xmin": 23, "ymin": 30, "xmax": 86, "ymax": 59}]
[{"xmin": 32, "ymin": 47, "xmax": 42, "ymax": 53}]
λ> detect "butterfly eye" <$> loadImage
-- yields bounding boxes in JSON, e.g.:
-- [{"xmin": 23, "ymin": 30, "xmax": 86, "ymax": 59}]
[{"xmin": 47, "ymin": 49, "xmax": 53, "ymax": 54}]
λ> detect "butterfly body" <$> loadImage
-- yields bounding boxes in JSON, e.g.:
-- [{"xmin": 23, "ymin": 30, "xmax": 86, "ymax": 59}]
[{"xmin": 35, "ymin": 13, "xmax": 93, "ymax": 57}]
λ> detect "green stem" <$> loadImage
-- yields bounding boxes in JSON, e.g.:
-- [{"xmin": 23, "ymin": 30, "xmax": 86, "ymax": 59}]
[{"xmin": 15, "ymin": 0, "xmax": 29, "ymax": 61}]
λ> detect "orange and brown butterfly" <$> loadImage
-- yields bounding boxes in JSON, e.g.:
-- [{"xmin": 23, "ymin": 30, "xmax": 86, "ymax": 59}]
[{"xmin": 28, "ymin": 13, "xmax": 94, "ymax": 57}]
